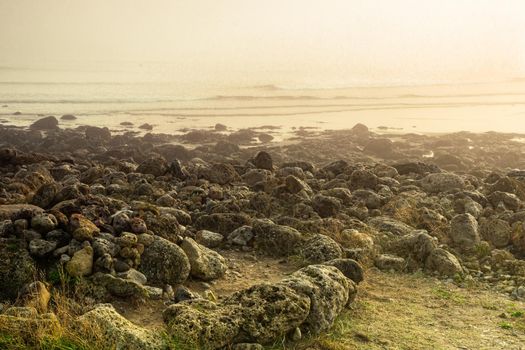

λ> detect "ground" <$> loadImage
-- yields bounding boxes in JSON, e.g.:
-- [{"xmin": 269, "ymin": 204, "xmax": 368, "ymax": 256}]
[
  {"xmin": 115, "ymin": 251, "xmax": 525, "ymax": 350},
  {"xmin": 287, "ymin": 269, "xmax": 525, "ymax": 350}
]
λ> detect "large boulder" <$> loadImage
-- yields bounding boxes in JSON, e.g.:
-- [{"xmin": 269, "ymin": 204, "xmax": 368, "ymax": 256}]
[
  {"xmin": 280, "ymin": 265, "xmax": 355, "ymax": 334},
  {"xmin": 479, "ymin": 217, "xmax": 511, "ymax": 248},
  {"xmin": 424, "ymin": 248, "xmax": 463, "ymax": 277},
  {"xmin": 450, "ymin": 213, "xmax": 480, "ymax": 251},
  {"xmin": 312, "ymin": 194, "xmax": 341, "ymax": 218},
  {"xmin": 253, "ymin": 221, "xmax": 305, "ymax": 257},
  {"xmin": 224, "ymin": 284, "xmax": 310, "ymax": 344},
  {"xmin": 367, "ymin": 216, "xmax": 414, "ymax": 236},
  {"xmin": 253, "ymin": 151, "xmax": 273, "ymax": 171},
  {"xmin": 297, "ymin": 234, "xmax": 343, "ymax": 264},
  {"xmin": 0, "ymin": 239, "xmax": 37, "ymax": 300},
  {"xmin": 29, "ymin": 116, "xmax": 59, "ymax": 130},
  {"xmin": 66, "ymin": 245, "xmax": 94, "ymax": 277},
  {"xmin": 180, "ymin": 238, "xmax": 227, "ymax": 281},
  {"xmin": 76, "ymin": 304, "xmax": 166, "ymax": 350},
  {"xmin": 163, "ymin": 299, "xmax": 240, "ymax": 349},
  {"xmin": 139, "ymin": 236, "xmax": 190, "ymax": 285},
  {"xmin": 420, "ymin": 173, "xmax": 465, "ymax": 193}
]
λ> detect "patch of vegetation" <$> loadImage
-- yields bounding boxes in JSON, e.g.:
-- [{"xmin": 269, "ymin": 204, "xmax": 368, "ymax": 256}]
[
  {"xmin": 432, "ymin": 287, "xmax": 465, "ymax": 304},
  {"xmin": 499, "ymin": 322, "xmax": 513, "ymax": 330}
]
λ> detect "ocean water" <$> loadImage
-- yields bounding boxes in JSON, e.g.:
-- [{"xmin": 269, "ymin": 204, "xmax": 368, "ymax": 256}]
[{"xmin": 1, "ymin": 62, "xmax": 525, "ymax": 138}]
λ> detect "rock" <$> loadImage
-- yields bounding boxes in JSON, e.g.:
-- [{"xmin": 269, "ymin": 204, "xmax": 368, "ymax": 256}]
[
  {"xmin": 139, "ymin": 123, "xmax": 153, "ymax": 130},
  {"xmin": 420, "ymin": 172, "xmax": 465, "ymax": 193},
  {"xmin": 321, "ymin": 160, "xmax": 349, "ymax": 176},
  {"xmin": 29, "ymin": 116, "xmax": 59, "ymax": 130},
  {"xmin": 174, "ymin": 285, "xmax": 198, "ymax": 302},
  {"xmin": 450, "ymin": 213, "xmax": 480, "ymax": 251},
  {"xmin": 215, "ymin": 123, "xmax": 227, "ymax": 131},
  {"xmin": 0, "ymin": 310, "xmax": 59, "ymax": 336},
  {"xmin": 394, "ymin": 162, "xmax": 440, "ymax": 175},
  {"xmin": 0, "ymin": 204, "xmax": 44, "ymax": 221},
  {"xmin": 206, "ymin": 163, "xmax": 239, "ymax": 185},
  {"xmin": 66, "ymin": 245, "xmax": 93, "ymax": 277},
  {"xmin": 91, "ymin": 273, "xmax": 148, "ymax": 298},
  {"xmin": 21, "ymin": 281, "xmax": 51, "ymax": 313},
  {"xmin": 479, "ymin": 217, "xmax": 511, "ymax": 248},
  {"xmin": 0, "ymin": 239, "xmax": 36, "ymax": 300},
  {"xmin": 253, "ymin": 221, "xmax": 304, "ymax": 257},
  {"xmin": 325, "ymin": 258, "xmax": 364, "ymax": 284},
  {"xmin": 76, "ymin": 304, "xmax": 166, "ymax": 349},
  {"xmin": 224, "ymin": 284, "xmax": 310, "ymax": 344},
  {"xmin": 374, "ymin": 254, "xmax": 406, "ymax": 271},
  {"xmin": 312, "ymin": 194, "xmax": 341, "ymax": 218},
  {"xmin": 242, "ymin": 169, "xmax": 272, "ymax": 187},
  {"xmin": 31, "ymin": 213, "xmax": 58, "ymax": 233},
  {"xmin": 85, "ymin": 126, "xmax": 111, "ymax": 141},
  {"xmin": 298, "ymin": 234, "xmax": 343, "ymax": 264},
  {"xmin": 60, "ymin": 114, "xmax": 77, "ymax": 120},
  {"xmin": 163, "ymin": 299, "xmax": 240, "ymax": 349},
  {"xmin": 139, "ymin": 236, "xmax": 190, "ymax": 285},
  {"xmin": 181, "ymin": 238, "xmax": 227, "ymax": 281},
  {"xmin": 367, "ymin": 216, "xmax": 414, "ymax": 236},
  {"xmin": 117, "ymin": 268, "xmax": 148, "ymax": 285},
  {"xmin": 364, "ymin": 138, "xmax": 393, "ymax": 157},
  {"xmin": 31, "ymin": 183, "xmax": 60, "ymax": 208},
  {"xmin": 285, "ymin": 175, "xmax": 312, "ymax": 195},
  {"xmin": 195, "ymin": 213, "xmax": 252, "ymax": 235},
  {"xmin": 195, "ymin": 230, "xmax": 224, "ymax": 248},
  {"xmin": 254, "ymin": 151, "xmax": 273, "ymax": 170},
  {"xmin": 350, "ymin": 169, "xmax": 379, "ymax": 191},
  {"xmin": 350, "ymin": 123, "xmax": 369, "ymax": 137},
  {"xmin": 228, "ymin": 226, "xmax": 254, "ymax": 246},
  {"xmin": 424, "ymin": 248, "xmax": 463, "ymax": 277},
  {"xmin": 70, "ymin": 214, "xmax": 100, "ymax": 241},
  {"xmin": 488, "ymin": 191, "xmax": 521, "ymax": 211},
  {"xmin": 136, "ymin": 156, "xmax": 167, "ymax": 177},
  {"xmin": 28, "ymin": 238, "xmax": 57, "ymax": 257},
  {"xmin": 280, "ymin": 265, "xmax": 355, "ymax": 334}
]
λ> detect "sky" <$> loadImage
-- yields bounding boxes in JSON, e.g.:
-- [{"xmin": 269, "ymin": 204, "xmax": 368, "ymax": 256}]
[{"xmin": 0, "ymin": 0, "xmax": 524, "ymax": 84}]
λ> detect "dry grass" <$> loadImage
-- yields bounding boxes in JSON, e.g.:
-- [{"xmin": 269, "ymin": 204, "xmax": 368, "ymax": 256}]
[
  {"xmin": 0, "ymin": 267, "xmax": 108, "ymax": 350},
  {"xmin": 269, "ymin": 269, "xmax": 525, "ymax": 350}
]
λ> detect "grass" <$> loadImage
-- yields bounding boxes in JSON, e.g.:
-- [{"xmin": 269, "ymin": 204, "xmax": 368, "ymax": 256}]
[{"xmin": 265, "ymin": 269, "xmax": 525, "ymax": 350}]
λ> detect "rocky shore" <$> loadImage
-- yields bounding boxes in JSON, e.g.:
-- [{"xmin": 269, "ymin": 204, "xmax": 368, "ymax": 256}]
[{"xmin": 1, "ymin": 116, "xmax": 525, "ymax": 349}]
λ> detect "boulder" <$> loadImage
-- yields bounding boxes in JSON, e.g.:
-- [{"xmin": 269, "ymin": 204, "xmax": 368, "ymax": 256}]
[
  {"xmin": 224, "ymin": 284, "xmax": 310, "ymax": 344},
  {"xmin": 66, "ymin": 245, "xmax": 93, "ymax": 277},
  {"xmin": 253, "ymin": 151, "xmax": 273, "ymax": 171},
  {"xmin": 420, "ymin": 173, "xmax": 465, "ymax": 193},
  {"xmin": 76, "ymin": 304, "xmax": 166, "ymax": 350},
  {"xmin": 253, "ymin": 221, "xmax": 305, "ymax": 257},
  {"xmin": 180, "ymin": 238, "xmax": 227, "ymax": 281},
  {"xmin": 195, "ymin": 230, "xmax": 224, "ymax": 248},
  {"xmin": 297, "ymin": 234, "xmax": 343, "ymax": 264},
  {"xmin": 479, "ymin": 217, "xmax": 511, "ymax": 248},
  {"xmin": 424, "ymin": 248, "xmax": 463, "ymax": 277},
  {"xmin": 280, "ymin": 265, "xmax": 355, "ymax": 334},
  {"xmin": 312, "ymin": 194, "xmax": 341, "ymax": 218},
  {"xmin": 374, "ymin": 254, "xmax": 406, "ymax": 272},
  {"xmin": 29, "ymin": 116, "xmax": 58, "ymax": 130},
  {"xmin": 450, "ymin": 213, "xmax": 480, "ymax": 251},
  {"xmin": 139, "ymin": 236, "xmax": 190, "ymax": 285},
  {"xmin": 163, "ymin": 299, "xmax": 240, "ymax": 349},
  {"xmin": 325, "ymin": 258, "xmax": 364, "ymax": 284}
]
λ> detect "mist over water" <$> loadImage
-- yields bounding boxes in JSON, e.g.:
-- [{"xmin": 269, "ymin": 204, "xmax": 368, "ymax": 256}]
[{"xmin": 1, "ymin": 1, "xmax": 525, "ymax": 135}]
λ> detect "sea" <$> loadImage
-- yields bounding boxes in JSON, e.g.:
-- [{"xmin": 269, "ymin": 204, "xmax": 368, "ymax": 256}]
[{"xmin": 1, "ymin": 61, "xmax": 525, "ymax": 139}]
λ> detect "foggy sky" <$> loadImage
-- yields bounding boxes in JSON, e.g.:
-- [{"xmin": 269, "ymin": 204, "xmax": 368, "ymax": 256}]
[{"xmin": 1, "ymin": 0, "xmax": 524, "ymax": 83}]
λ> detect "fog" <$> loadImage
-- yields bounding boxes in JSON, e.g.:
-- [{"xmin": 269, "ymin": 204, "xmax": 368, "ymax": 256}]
[{"xmin": 1, "ymin": 0, "xmax": 524, "ymax": 84}]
